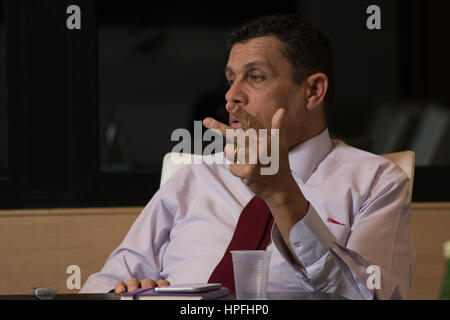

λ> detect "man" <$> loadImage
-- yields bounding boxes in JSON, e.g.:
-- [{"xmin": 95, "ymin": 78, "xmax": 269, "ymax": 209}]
[{"xmin": 81, "ymin": 14, "xmax": 415, "ymax": 299}]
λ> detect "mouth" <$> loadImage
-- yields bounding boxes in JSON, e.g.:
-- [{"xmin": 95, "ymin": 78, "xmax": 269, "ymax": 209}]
[
  {"xmin": 229, "ymin": 115, "xmax": 243, "ymax": 129},
  {"xmin": 230, "ymin": 121, "xmax": 243, "ymax": 129}
]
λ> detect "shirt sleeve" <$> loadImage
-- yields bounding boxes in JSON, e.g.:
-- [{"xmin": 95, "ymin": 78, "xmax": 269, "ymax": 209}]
[
  {"xmin": 79, "ymin": 175, "xmax": 181, "ymax": 293},
  {"xmin": 272, "ymin": 167, "xmax": 414, "ymax": 300}
]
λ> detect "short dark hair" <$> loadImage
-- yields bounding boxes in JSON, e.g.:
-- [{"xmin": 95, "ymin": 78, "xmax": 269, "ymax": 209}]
[{"xmin": 226, "ymin": 14, "xmax": 335, "ymax": 120}]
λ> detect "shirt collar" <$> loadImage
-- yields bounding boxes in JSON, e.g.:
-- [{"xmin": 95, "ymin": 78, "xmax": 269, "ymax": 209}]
[{"xmin": 288, "ymin": 128, "xmax": 333, "ymax": 183}]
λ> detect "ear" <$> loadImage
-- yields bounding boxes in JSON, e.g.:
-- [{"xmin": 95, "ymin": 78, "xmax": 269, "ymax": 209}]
[{"xmin": 305, "ymin": 73, "xmax": 328, "ymax": 112}]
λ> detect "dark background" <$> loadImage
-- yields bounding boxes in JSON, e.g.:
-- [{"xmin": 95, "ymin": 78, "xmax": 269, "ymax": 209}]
[{"xmin": 0, "ymin": 0, "xmax": 449, "ymax": 208}]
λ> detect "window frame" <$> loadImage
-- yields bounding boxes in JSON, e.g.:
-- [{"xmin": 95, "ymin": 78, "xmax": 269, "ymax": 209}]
[{"xmin": 0, "ymin": 0, "xmax": 448, "ymax": 209}]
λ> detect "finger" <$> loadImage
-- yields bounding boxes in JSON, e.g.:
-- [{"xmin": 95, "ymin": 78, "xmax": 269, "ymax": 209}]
[
  {"xmin": 271, "ymin": 108, "xmax": 286, "ymax": 138},
  {"xmin": 271, "ymin": 108, "xmax": 288, "ymax": 153},
  {"xmin": 224, "ymin": 142, "xmax": 249, "ymax": 164},
  {"xmin": 126, "ymin": 278, "xmax": 140, "ymax": 292},
  {"xmin": 224, "ymin": 143, "xmax": 235, "ymax": 163},
  {"xmin": 114, "ymin": 280, "xmax": 127, "ymax": 294},
  {"xmin": 204, "ymin": 117, "xmax": 242, "ymax": 146},
  {"xmin": 141, "ymin": 278, "xmax": 157, "ymax": 288},
  {"xmin": 156, "ymin": 280, "xmax": 171, "ymax": 287},
  {"xmin": 203, "ymin": 117, "xmax": 231, "ymax": 138},
  {"xmin": 229, "ymin": 163, "xmax": 256, "ymax": 181},
  {"xmin": 226, "ymin": 103, "xmax": 263, "ymax": 130},
  {"xmin": 271, "ymin": 108, "xmax": 284, "ymax": 129}
]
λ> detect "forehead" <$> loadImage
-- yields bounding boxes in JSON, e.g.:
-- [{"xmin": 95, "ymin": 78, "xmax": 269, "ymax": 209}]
[{"xmin": 226, "ymin": 36, "xmax": 287, "ymax": 72}]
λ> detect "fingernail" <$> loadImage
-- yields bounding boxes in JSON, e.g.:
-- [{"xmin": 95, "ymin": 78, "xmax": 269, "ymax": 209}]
[{"xmin": 203, "ymin": 118, "xmax": 212, "ymax": 127}]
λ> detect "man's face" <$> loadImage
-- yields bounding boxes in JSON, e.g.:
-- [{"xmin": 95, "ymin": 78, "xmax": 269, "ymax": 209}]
[{"xmin": 225, "ymin": 36, "xmax": 307, "ymax": 145}]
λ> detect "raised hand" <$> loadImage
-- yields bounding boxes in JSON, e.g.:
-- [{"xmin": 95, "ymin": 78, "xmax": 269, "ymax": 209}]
[{"xmin": 203, "ymin": 102, "xmax": 295, "ymax": 203}]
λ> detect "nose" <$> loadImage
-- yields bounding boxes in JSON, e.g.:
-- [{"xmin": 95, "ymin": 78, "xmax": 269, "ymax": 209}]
[{"xmin": 225, "ymin": 80, "xmax": 248, "ymax": 106}]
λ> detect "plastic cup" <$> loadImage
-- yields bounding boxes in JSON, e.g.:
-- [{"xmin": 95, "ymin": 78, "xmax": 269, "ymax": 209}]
[{"xmin": 231, "ymin": 250, "xmax": 272, "ymax": 300}]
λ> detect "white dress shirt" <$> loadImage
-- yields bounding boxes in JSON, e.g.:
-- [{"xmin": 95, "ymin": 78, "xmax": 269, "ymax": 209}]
[{"xmin": 80, "ymin": 129, "xmax": 415, "ymax": 299}]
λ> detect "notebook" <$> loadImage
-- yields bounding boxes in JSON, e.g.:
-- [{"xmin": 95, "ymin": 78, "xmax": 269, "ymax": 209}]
[{"xmin": 120, "ymin": 286, "xmax": 230, "ymax": 300}]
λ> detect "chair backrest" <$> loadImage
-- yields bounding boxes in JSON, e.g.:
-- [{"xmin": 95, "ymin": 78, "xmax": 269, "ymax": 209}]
[
  {"xmin": 160, "ymin": 152, "xmax": 204, "ymax": 187},
  {"xmin": 381, "ymin": 150, "xmax": 415, "ymax": 200},
  {"xmin": 161, "ymin": 151, "xmax": 416, "ymax": 198}
]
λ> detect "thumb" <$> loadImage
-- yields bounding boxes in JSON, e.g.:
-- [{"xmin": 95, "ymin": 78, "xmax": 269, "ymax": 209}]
[
  {"xmin": 271, "ymin": 108, "xmax": 287, "ymax": 142},
  {"xmin": 270, "ymin": 108, "xmax": 289, "ymax": 158},
  {"xmin": 271, "ymin": 108, "xmax": 285, "ymax": 130}
]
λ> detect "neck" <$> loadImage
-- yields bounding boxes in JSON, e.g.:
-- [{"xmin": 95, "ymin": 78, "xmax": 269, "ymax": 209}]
[{"xmin": 288, "ymin": 123, "xmax": 327, "ymax": 151}]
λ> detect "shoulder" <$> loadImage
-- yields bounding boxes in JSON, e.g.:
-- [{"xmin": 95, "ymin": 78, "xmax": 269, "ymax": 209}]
[
  {"xmin": 160, "ymin": 152, "xmax": 237, "ymax": 190},
  {"xmin": 156, "ymin": 152, "xmax": 251, "ymax": 213},
  {"xmin": 329, "ymin": 140, "xmax": 408, "ymax": 178},
  {"xmin": 316, "ymin": 140, "xmax": 410, "ymax": 198}
]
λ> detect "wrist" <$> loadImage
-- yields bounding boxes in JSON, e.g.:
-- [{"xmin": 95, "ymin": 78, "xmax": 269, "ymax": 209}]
[
  {"xmin": 265, "ymin": 178, "xmax": 309, "ymax": 216},
  {"xmin": 265, "ymin": 176, "xmax": 303, "ymax": 206},
  {"xmin": 265, "ymin": 180, "xmax": 309, "ymax": 242}
]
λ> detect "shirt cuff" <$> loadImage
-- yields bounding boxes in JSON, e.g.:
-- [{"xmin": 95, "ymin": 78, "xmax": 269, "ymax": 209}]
[{"xmin": 272, "ymin": 204, "xmax": 338, "ymax": 271}]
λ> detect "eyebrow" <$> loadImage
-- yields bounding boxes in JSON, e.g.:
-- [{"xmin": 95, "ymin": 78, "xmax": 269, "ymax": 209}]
[{"xmin": 225, "ymin": 60, "xmax": 270, "ymax": 75}]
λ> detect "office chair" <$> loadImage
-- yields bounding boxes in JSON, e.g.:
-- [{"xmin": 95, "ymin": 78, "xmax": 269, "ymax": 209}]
[
  {"xmin": 161, "ymin": 150, "xmax": 415, "ymax": 197},
  {"xmin": 381, "ymin": 150, "xmax": 415, "ymax": 200}
]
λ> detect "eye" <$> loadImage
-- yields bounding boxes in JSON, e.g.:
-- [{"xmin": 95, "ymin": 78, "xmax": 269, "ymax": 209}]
[
  {"xmin": 249, "ymin": 74, "xmax": 264, "ymax": 82},
  {"xmin": 226, "ymin": 75, "xmax": 235, "ymax": 87}
]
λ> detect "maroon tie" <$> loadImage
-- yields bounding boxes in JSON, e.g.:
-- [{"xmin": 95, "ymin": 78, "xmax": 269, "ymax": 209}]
[{"xmin": 208, "ymin": 196, "xmax": 274, "ymax": 293}]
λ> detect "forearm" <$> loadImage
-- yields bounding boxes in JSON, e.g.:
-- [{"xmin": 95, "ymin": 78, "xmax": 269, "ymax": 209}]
[
  {"xmin": 264, "ymin": 177, "xmax": 309, "ymax": 269},
  {"xmin": 269, "ymin": 185, "xmax": 413, "ymax": 300}
]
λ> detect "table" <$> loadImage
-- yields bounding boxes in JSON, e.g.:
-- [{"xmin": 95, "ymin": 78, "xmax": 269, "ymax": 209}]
[{"xmin": 0, "ymin": 292, "xmax": 346, "ymax": 300}]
